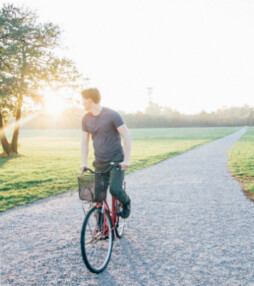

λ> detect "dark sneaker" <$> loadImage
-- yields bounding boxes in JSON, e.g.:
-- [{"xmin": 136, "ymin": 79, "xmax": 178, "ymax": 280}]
[{"xmin": 121, "ymin": 200, "xmax": 131, "ymax": 219}]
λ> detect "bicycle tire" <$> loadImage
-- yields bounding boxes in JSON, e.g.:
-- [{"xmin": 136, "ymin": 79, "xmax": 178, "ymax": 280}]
[
  {"xmin": 80, "ymin": 206, "xmax": 113, "ymax": 273},
  {"xmin": 115, "ymin": 201, "xmax": 125, "ymax": 238}
]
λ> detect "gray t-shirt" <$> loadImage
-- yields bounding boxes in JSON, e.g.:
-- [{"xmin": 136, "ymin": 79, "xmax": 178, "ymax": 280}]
[{"xmin": 82, "ymin": 107, "xmax": 124, "ymax": 162}]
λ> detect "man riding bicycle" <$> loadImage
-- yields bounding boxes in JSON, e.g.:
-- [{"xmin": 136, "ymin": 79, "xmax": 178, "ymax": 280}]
[{"xmin": 80, "ymin": 88, "xmax": 131, "ymax": 219}]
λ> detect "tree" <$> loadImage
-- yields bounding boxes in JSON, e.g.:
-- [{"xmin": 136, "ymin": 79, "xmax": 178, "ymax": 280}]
[{"xmin": 0, "ymin": 4, "xmax": 80, "ymax": 155}]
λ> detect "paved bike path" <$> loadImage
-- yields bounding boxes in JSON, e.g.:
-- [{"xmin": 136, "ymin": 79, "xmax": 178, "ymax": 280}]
[{"xmin": 1, "ymin": 127, "xmax": 254, "ymax": 285}]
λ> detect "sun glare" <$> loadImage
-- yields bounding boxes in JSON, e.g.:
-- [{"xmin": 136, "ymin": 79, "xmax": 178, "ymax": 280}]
[{"xmin": 44, "ymin": 94, "xmax": 65, "ymax": 116}]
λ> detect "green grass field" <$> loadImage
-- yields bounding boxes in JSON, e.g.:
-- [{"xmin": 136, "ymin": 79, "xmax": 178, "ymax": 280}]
[
  {"xmin": 228, "ymin": 127, "xmax": 254, "ymax": 200},
  {"xmin": 0, "ymin": 127, "xmax": 239, "ymax": 212}
]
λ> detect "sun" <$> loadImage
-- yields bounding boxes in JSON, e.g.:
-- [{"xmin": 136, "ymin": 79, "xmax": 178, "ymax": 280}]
[{"xmin": 44, "ymin": 94, "xmax": 66, "ymax": 116}]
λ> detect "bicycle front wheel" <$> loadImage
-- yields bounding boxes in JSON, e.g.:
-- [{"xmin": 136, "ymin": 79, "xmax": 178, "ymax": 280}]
[{"xmin": 80, "ymin": 206, "xmax": 113, "ymax": 273}]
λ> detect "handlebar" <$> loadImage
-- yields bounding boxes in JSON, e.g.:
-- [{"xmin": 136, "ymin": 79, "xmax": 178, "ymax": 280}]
[{"xmin": 79, "ymin": 162, "xmax": 121, "ymax": 176}]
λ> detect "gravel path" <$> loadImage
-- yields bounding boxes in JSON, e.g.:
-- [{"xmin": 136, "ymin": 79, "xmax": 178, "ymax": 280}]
[{"xmin": 1, "ymin": 127, "xmax": 254, "ymax": 286}]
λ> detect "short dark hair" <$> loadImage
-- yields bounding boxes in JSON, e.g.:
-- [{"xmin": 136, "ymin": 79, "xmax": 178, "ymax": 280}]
[{"xmin": 81, "ymin": 88, "xmax": 101, "ymax": 104}]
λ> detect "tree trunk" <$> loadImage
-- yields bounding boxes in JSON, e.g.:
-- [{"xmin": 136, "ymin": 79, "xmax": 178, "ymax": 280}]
[
  {"xmin": 11, "ymin": 94, "xmax": 23, "ymax": 154},
  {"xmin": 11, "ymin": 46, "xmax": 26, "ymax": 154},
  {"xmin": 0, "ymin": 110, "xmax": 12, "ymax": 155}
]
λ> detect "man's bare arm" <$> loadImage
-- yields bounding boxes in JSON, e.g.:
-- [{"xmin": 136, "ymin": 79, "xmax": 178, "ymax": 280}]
[
  {"xmin": 117, "ymin": 124, "xmax": 132, "ymax": 168},
  {"xmin": 80, "ymin": 131, "xmax": 90, "ymax": 170}
]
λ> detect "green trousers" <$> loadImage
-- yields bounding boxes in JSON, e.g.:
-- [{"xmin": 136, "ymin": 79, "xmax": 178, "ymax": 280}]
[{"xmin": 93, "ymin": 155, "xmax": 130, "ymax": 205}]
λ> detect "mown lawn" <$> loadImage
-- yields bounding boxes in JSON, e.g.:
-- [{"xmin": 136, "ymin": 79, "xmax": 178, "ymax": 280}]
[
  {"xmin": 228, "ymin": 127, "xmax": 254, "ymax": 200},
  {"xmin": 0, "ymin": 127, "xmax": 239, "ymax": 212}
]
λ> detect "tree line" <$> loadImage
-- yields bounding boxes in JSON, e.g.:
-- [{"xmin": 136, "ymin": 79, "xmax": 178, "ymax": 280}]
[
  {"xmin": 123, "ymin": 102, "xmax": 254, "ymax": 128},
  {"xmin": 18, "ymin": 103, "xmax": 254, "ymax": 130}
]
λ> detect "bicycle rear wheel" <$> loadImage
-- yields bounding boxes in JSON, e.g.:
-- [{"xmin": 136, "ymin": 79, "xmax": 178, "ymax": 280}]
[
  {"xmin": 80, "ymin": 206, "xmax": 113, "ymax": 273},
  {"xmin": 115, "ymin": 201, "xmax": 125, "ymax": 238}
]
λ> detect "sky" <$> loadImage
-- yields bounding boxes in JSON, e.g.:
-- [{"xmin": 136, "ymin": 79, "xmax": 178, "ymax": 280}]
[{"xmin": 5, "ymin": 0, "xmax": 254, "ymax": 114}]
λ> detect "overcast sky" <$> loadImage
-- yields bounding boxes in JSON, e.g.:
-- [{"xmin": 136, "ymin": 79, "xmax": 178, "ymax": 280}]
[{"xmin": 6, "ymin": 0, "xmax": 254, "ymax": 114}]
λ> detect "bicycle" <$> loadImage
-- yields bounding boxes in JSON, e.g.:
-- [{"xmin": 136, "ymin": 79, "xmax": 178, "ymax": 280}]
[{"xmin": 77, "ymin": 162, "xmax": 126, "ymax": 273}]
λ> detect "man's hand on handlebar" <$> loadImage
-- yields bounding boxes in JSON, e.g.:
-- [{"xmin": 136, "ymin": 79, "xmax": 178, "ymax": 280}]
[
  {"xmin": 80, "ymin": 164, "xmax": 88, "ymax": 172},
  {"xmin": 120, "ymin": 161, "xmax": 130, "ymax": 170}
]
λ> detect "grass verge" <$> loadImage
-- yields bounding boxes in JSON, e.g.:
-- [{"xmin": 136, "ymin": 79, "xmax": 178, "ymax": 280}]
[
  {"xmin": 0, "ymin": 127, "xmax": 239, "ymax": 212},
  {"xmin": 228, "ymin": 127, "xmax": 254, "ymax": 201}
]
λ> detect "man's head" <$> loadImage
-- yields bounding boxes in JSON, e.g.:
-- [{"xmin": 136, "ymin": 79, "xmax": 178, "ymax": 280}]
[{"xmin": 81, "ymin": 88, "xmax": 101, "ymax": 111}]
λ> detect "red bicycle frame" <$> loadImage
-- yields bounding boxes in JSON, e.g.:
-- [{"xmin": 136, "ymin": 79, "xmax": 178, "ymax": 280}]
[{"xmin": 95, "ymin": 196, "xmax": 118, "ymax": 236}]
